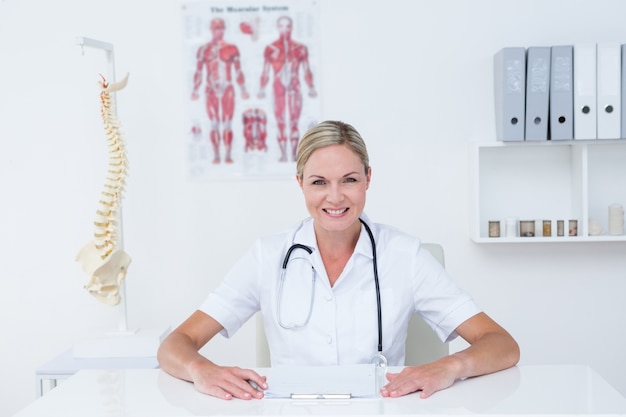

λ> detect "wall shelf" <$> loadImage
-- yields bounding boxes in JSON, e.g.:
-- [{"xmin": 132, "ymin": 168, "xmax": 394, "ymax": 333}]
[{"xmin": 470, "ymin": 139, "xmax": 626, "ymax": 243}]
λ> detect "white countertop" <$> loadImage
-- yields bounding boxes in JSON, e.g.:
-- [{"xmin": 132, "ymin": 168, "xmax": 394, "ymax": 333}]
[{"xmin": 14, "ymin": 364, "xmax": 626, "ymax": 416}]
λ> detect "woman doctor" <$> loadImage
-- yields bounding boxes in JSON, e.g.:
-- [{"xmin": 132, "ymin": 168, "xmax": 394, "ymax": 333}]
[{"xmin": 157, "ymin": 120, "xmax": 520, "ymax": 400}]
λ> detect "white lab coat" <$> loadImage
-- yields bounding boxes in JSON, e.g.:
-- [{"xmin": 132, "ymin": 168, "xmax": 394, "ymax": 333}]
[{"xmin": 199, "ymin": 214, "xmax": 480, "ymax": 366}]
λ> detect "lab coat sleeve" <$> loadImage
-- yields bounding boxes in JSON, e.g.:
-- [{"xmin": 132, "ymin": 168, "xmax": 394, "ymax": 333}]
[
  {"xmin": 198, "ymin": 239, "xmax": 265, "ymax": 338},
  {"xmin": 412, "ymin": 244, "xmax": 482, "ymax": 343}
]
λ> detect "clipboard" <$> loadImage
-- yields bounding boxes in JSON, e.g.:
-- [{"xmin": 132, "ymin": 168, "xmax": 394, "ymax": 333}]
[{"xmin": 263, "ymin": 364, "xmax": 378, "ymax": 399}]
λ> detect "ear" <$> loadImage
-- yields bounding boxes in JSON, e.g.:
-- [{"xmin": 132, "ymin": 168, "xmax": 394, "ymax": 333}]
[
  {"xmin": 365, "ymin": 167, "xmax": 372, "ymax": 190},
  {"xmin": 296, "ymin": 174, "xmax": 303, "ymax": 189}
]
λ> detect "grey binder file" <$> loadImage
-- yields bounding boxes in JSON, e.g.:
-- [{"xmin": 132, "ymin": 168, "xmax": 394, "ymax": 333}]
[
  {"xmin": 550, "ymin": 45, "xmax": 574, "ymax": 140},
  {"xmin": 494, "ymin": 47, "xmax": 526, "ymax": 141},
  {"xmin": 525, "ymin": 47, "xmax": 551, "ymax": 141}
]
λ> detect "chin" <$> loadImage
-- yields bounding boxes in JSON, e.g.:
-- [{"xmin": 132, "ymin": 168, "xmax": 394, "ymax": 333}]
[{"xmin": 318, "ymin": 212, "xmax": 360, "ymax": 231}]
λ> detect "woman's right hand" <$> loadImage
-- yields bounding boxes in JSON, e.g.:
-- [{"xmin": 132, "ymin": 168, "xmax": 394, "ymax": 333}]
[
  {"xmin": 188, "ymin": 362, "xmax": 267, "ymax": 400},
  {"xmin": 157, "ymin": 311, "xmax": 267, "ymax": 400}
]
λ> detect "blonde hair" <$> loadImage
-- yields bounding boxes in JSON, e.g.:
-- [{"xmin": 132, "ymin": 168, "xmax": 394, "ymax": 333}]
[{"xmin": 296, "ymin": 120, "xmax": 370, "ymax": 178}]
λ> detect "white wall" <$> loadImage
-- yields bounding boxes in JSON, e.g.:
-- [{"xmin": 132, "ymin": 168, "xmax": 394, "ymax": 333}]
[{"xmin": 2, "ymin": 0, "xmax": 626, "ymax": 415}]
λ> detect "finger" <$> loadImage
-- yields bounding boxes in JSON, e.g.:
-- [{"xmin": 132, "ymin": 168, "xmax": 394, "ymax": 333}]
[
  {"xmin": 383, "ymin": 384, "xmax": 421, "ymax": 398},
  {"xmin": 380, "ymin": 372, "xmax": 399, "ymax": 396},
  {"xmin": 247, "ymin": 377, "xmax": 268, "ymax": 391},
  {"xmin": 235, "ymin": 369, "xmax": 268, "ymax": 390},
  {"xmin": 384, "ymin": 372, "xmax": 400, "ymax": 382},
  {"xmin": 382, "ymin": 376, "xmax": 422, "ymax": 398},
  {"xmin": 230, "ymin": 373, "xmax": 268, "ymax": 399},
  {"xmin": 241, "ymin": 380, "xmax": 265, "ymax": 399},
  {"xmin": 202, "ymin": 385, "xmax": 234, "ymax": 401},
  {"xmin": 420, "ymin": 388, "xmax": 434, "ymax": 399},
  {"xmin": 197, "ymin": 370, "xmax": 253, "ymax": 400}
]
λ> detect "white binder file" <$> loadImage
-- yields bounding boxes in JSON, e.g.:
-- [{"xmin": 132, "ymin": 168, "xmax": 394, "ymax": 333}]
[
  {"xmin": 494, "ymin": 47, "xmax": 526, "ymax": 141},
  {"xmin": 574, "ymin": 43, "xmax": 597, "ymax": 140},
  {"xmin": 597, "ymin": 42, "xmax": 622, "ymax": 139},
  {"xmin": 550, "ymin": 45, "xmax": 574, "ymax": 140},
  {"xmin": 525, "ymin": 47, "xmax": 551, "ymax": 141},
  {"xmin": 622, "ymin": 44, "xmax": 626, "ymax": 139}
]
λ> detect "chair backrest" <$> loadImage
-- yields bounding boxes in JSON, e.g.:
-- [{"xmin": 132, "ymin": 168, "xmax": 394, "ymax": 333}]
[
  {"xmin": 255, "ymin": 243, "xmax": 449, "ymax": 367},
  {"xmin": 404, "ymin": 243, "xmax": 449, "ymax": 366}
]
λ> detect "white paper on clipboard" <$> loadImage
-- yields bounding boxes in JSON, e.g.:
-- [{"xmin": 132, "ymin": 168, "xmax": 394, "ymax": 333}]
[{"xmin": 263, "ymin": 364, "xmax": 378, "ymax": 399}]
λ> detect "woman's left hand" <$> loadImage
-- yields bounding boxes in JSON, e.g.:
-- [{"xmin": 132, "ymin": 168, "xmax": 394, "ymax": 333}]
[
  {"xmin": 380, "ymin": 357, "xmax": 461, "ymax": 398},
  {"xmin": 380, "ymin": 312, "xmax": 520, "ymax": 398}
]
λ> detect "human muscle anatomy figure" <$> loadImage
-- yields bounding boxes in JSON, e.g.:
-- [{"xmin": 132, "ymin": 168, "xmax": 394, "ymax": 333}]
[
  {"xmin": 192, "ymin": 18, "xmax": 249, "ymax": 164},
  {"xmin": 258, "ymin": 16, "xmax": 317, "ymax": 162},
  {"xmin": 76, "ymin": 74, "xmax": 131, "ymax": 306},
  {"xmin": 243, "ymin": 108, "xmax": 267, "ymax": 152}
]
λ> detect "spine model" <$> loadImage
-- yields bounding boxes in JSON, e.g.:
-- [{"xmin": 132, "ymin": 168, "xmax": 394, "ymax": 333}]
[
  {"xmin": 95, "ymin": 74, "xmax": 129, "ymax": 257},
  {"xmin": 76, "ymin": 74, "xmax": 132, "ymax": 306}
]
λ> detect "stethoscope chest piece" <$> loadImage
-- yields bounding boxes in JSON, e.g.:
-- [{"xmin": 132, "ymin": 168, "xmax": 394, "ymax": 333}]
[
  {"xmin": 371, "ymin": 352, "xmax": 388, "ymax": 393},
  {"xmin": 370, "ymin": 352, "xmax": 388, "ymax": 368}
]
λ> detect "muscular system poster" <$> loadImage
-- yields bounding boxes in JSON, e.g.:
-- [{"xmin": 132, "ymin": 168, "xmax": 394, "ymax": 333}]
[{"xmin": 182, "ymin": 1, "xmax": 321, "ymax": 180}]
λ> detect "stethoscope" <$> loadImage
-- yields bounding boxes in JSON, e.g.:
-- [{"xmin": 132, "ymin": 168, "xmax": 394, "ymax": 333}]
[{"xmin": 277, "ymin": 218, "xmax": 387, "ymax": 367}]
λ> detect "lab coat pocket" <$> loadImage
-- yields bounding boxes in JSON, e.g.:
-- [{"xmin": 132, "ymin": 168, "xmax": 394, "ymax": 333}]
[{"xmin": 352, "ymin": 287, "xmax": 396, "ymax": 360}]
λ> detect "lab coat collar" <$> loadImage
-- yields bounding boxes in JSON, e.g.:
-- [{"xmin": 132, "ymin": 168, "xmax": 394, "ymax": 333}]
[
  {"xmin": 356, "ymin": 213, "xmax": 375, "ymax": 260},
  {"xmin": 293, "ymin": 217, "xmax": 317, "ymax": 250},
  {"xmin": 292, "ymin": 213, "xmax": 375, "ymax": 260}
]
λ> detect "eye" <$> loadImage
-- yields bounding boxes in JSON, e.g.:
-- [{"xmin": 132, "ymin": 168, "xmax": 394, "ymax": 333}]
[
  {"xmin": 311, "ymin": 179, "xmax": 326, "ymax": 185},
  {"xmin": 343, "ymin": 177, "xmax": 357, "ymax": 183}
]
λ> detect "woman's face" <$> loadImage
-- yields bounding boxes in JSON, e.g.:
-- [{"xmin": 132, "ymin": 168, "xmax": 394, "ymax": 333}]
[{"xmin": 297, "ymin": 144, "xmax": 371, "ymax": 235}]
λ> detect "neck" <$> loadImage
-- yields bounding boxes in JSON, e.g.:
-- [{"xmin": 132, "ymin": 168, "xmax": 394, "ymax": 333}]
[{"xmin": 314, "ymin": 220, "xmax": 361, "ymax": 256}]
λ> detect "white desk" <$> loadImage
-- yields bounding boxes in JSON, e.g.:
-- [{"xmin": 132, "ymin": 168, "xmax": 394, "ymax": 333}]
[
  {"xmin": 34, "ymin": 349, "xmax": 159, "ymax": 397},
  {"xmin": 16, "ymin": 365, "xmax": 626, "ymax": 416}
]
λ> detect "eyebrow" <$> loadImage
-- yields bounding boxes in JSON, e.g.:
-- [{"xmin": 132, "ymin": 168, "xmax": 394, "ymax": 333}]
[{"xmin": 307, "ymin": 171, "xmax": 361, "ymax": 180}]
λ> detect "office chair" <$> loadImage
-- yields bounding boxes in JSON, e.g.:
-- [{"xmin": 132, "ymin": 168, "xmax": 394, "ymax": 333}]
[{"xmin": 255, "ymin": 243, "xmax": 449, "ymax": 367}]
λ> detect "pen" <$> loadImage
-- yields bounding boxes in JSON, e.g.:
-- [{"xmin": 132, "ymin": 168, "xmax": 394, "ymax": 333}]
[
  {"xmin": 247, "ymin": 380, "xmax": 263, "ymax": 391},
  {"xmin": 290, "ymin": 393, "xmax": 352, "ymax": 399}
]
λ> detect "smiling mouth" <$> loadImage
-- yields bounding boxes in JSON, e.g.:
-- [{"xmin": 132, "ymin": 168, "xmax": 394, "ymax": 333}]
[{"xmin": 324, "ymin": 208, "xmax": 348, "ymax": 215}]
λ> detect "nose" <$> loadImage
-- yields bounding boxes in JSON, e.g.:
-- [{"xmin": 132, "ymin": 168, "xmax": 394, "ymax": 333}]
[{"xmin": 326, "ymin": 183, "xmax": 344, "ymax": 204}]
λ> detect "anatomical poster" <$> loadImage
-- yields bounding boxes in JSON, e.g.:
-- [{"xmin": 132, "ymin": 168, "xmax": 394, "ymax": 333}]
[{"xmin": 182, "ymin": 0, "xmax": 321, "ymax": 180}]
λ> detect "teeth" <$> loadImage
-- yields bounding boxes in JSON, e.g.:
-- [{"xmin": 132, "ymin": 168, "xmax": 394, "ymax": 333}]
[{"xmin": 326, "ymin": 208, "xmax": 346, "ymax": 215}]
